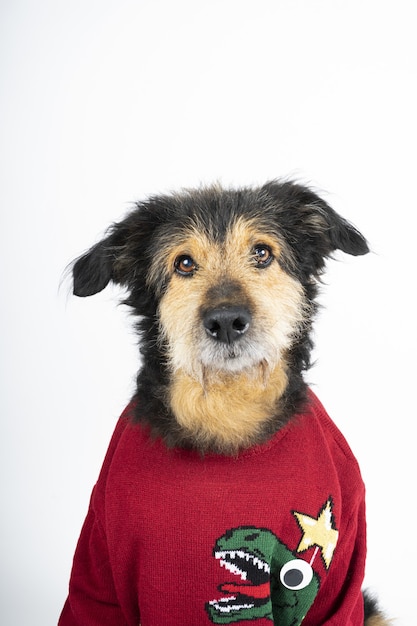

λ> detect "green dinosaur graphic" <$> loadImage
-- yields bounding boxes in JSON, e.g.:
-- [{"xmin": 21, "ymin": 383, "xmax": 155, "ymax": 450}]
[{"xmin": 206, "ymin": 526, "xmax": 320, "ymax": 624}]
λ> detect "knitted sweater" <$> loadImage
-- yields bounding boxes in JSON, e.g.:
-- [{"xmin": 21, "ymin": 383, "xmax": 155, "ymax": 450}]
[{"xmin": 59, "ymin": 390, "xmax": 366, "ymax": 625}]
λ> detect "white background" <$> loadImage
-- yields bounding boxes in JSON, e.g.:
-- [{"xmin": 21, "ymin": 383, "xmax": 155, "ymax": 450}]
[{"xmin": 1, "ymin": 1, "xmax": 415, "ymax": 624}]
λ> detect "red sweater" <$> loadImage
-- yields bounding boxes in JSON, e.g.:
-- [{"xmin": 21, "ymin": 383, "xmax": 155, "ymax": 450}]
[{"xmin": 59, "ymin": 391, "xmax": 366, "ymax": 625}]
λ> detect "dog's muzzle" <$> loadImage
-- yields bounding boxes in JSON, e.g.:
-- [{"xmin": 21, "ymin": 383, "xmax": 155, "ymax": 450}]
[{"xmin": 203, "ymin": 305, "xmax": 251, "ymax": 345}]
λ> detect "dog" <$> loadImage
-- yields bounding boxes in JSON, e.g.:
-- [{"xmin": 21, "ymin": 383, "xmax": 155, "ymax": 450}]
[{"xmin": 60, "ymin": 180, "xmax": 389, "ymax": 625}]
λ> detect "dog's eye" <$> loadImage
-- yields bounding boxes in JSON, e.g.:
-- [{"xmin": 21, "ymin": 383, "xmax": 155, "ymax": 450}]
[
  {"xmin": 174, "ymin": 254, "xmax": 197, "ymax": 276},
  {"xmin": 252, "ymin": 244, "xmax": 273, "ymax": 268}
]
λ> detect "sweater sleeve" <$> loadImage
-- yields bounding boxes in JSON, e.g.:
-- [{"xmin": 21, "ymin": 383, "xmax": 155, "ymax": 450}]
[
  {"xmin": 58, "ymin": 411, "xmax": 133, "ymax": 626},
  {"xmin": 58, "ymin": 490, "xmax": 129, "ymax": 626}
]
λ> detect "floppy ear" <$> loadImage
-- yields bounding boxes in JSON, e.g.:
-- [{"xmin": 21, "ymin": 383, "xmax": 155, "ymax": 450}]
[
  {"xmin": 72, "ymin": 204, "xmax": 161, "ymax": 299},
  {"xmin": 72, "ymin": 236, "xmax": 116, "ymax": 297},
  {"xmin": 263, "ymin": 181, "xmax": 369, "ymax": 277},
  {"xmin": 72, "ymin": 216, "xmax": 135, "ymax": 297}
]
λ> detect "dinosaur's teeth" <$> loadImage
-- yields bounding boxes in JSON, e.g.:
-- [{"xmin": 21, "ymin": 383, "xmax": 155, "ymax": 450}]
[
  {"xmin": 253, "ymin": 556, "xmax": 271, "ymax": 573},
  {"xmin": 219, "ymin": 559, "xmax": 247, "ymax": 580},
  {"xmin": 214, "ymin": 550, "xmax": 270, "ymax": 574},
  {"xmin": 208, "ymin": 599, "xmax": 255, "ymax": 613},
  {"xmin": 209, "ymin": 599, "xmax": 255, "ymax": 613}
]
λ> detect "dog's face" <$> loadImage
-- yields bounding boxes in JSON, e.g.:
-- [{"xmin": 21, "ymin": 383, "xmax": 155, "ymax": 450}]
[
  {"xmin": 155, "ymin": 216, "xmax": 306, "ymax": 383},
  {"xmin": 72, "ymin": 181, "xmax": 368, "ymax": 453}
]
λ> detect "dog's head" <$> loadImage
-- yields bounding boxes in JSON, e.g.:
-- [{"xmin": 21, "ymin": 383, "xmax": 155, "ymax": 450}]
[{"xmin": 72, "ymin": 181, "xmax": 368, "ymax": 453}]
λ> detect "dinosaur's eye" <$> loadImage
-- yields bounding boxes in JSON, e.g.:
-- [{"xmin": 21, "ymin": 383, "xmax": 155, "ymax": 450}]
[
  {"xmin": 174, "ymin": 254, "xmax": 197, "ymax": 276},
  {"xmin": 280, "ymin": 559, "xmax": 313, "ymax": 590},
  {"xmin": 252, "ymin": 244, "xmax": 273, "ymax": 268}
]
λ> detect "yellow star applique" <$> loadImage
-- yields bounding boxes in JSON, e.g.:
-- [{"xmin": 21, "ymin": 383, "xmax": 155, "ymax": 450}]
[{"xmin": 293, "ymin": 498, "xmax": 339, "ymax": 570}]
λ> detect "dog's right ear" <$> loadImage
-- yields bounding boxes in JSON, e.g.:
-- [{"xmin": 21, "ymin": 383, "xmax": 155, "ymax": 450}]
[
  {"xmin": 72, "ymin": 217, "xmax": 134, "ymax": 296},
  {"xmin": 72, "ymin": 236, "xmax": 117, "ymax": 297},
  {"xmin": 71, "ymin": 204, "xmax": 160, "ymax": 299}
]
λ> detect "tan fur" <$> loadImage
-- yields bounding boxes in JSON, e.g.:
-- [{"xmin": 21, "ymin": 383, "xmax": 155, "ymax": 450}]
[
  {"xmin": 169, "ymin": 363, "xmax": 289, "ymax": 453},
  {"xmin": 156, "ymin": 217, "xmax": 307, "ymax": 450},
  {"xmin": 365, "ymin": 616, "xmax": 393, "ymax": 626}
]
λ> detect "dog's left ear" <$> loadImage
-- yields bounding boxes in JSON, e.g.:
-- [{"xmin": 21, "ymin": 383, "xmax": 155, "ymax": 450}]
[{"xmin": 263, "ymin": 181, "xmax": 369, "ymax": 277}]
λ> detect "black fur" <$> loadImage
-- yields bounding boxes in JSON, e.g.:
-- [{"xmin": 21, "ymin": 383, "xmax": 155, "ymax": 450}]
[
  {"xmin": 363, "ymin": 589, "xmax": 388, "ymax": 624},
  {"xmin": 72, "ymin": 180, "xmax": 369, "ymax": 450}
]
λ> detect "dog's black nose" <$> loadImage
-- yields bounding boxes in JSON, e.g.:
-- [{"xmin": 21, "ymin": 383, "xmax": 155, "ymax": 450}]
[{"xmin": 203, "ymin": 306, "xmax": 251, "ymax": 344}]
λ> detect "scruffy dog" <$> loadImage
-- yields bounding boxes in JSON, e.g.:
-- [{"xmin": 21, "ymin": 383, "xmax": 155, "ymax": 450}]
[{"xmin": 60, "ymin": 181, "xmax": 388, "ymax": 625}]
